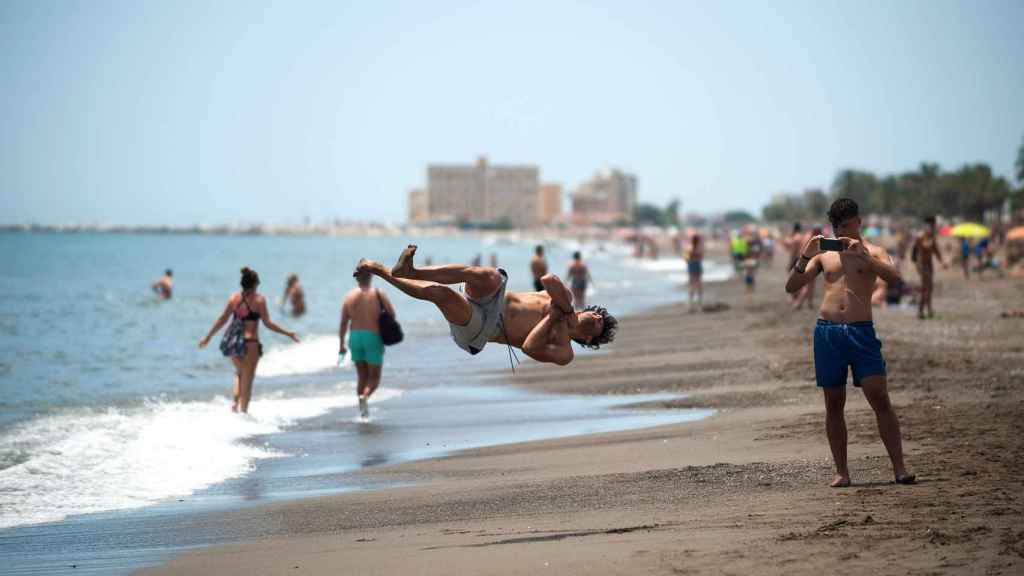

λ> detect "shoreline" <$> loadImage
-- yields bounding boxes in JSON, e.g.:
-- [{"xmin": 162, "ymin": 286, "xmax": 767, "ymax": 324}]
[
  {"xmin": 143, "ymin": 263, "xmax": 1024, "ymax": 575},
  {"xmin": 0, "ymin": 235, "xmax": 705, "ymax": 540}
]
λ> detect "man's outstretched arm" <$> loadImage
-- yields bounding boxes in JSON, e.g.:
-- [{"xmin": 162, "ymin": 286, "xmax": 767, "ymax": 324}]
[
  {"xmin": 541, "ymin": 273, "xmax": 574, "ymax": 312},
  {"xmin": 786, "ymin": 235, "xmax": 824, "ymax": 294},
  {"xmin": 522, "ymin": 310, "xmax": 574, "ymax": 366}
]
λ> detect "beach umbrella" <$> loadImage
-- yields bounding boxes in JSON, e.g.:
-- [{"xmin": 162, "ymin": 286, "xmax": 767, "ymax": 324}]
[
  {"xmin": 938, "ymin": 224, "xmax": 953, "ymax": 236},
  {"xmin": 950, "ymin": 222, "xmax": 990, "ymax": 238},
  {"xmin": 1007, "ymin": 226, "xmax": 1024, "ymax": 241}
]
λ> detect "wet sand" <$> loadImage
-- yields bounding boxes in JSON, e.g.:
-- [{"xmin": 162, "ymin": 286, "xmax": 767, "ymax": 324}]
[{"xmin": 144, "ymin": 263, "xmax": 1024, "ymax": 575}]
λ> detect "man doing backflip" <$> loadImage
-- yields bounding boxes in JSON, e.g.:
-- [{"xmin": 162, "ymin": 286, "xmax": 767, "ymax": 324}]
[
  {"xmin": 785, "ymin": 198, "xmax": 915, "ymax": 488},
  {"xmin": 355, "ymin": 245, "xmax": 616, "ymax": 365}
]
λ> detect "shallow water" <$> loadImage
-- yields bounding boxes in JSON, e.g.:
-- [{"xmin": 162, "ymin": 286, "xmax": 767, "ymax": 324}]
[
  {"xmin": 0, "ymin": 386, "xmax": 711, "ymax": 575},
  {"xmin": 0, "ymin": 231, "xmax": 729, "ymax": 574}
]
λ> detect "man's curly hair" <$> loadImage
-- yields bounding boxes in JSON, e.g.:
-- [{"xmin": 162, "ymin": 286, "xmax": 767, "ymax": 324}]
[{"xmin": 573, "ymin": 305, "xmax": 618, "ymax": 350}]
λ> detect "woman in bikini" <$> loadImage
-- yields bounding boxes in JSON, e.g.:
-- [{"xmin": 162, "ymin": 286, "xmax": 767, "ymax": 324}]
[{"xmin": 199, "ymin": 267, "xmax": 299, "ymax": 413}]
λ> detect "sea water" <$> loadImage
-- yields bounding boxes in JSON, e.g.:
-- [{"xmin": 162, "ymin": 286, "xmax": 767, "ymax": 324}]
[{"xmin": 0, "ymin": 231, "xmax": 730, "ymax": 535}]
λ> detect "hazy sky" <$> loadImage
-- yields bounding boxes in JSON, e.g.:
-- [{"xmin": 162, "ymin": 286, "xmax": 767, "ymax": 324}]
[{"xmin": 2, "ymin": 0, "xmax": 1022, "ymax": 225}]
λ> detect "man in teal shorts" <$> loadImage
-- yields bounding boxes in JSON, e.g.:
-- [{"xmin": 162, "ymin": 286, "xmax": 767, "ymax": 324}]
[{"xmin": 340, "ymin": 269, "xmax": 396, "ymax": 418}]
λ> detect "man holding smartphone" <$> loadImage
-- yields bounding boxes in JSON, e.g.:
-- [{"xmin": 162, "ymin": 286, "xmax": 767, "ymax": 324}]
[{"xmin": 785, "ymin": 198, "xmax": 915, "ymax": 488}]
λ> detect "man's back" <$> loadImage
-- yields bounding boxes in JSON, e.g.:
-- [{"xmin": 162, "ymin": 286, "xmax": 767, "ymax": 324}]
[
  {"xmin": 530, "ymin": 256, "xmax": 548, "ymax": 279},
  {"xmin": 344, "ymin": 287, "xmax": 382, "ymax": 331},
  {"xmin": 568, "ymin": 260, "xmax": 588, "ymax": 279}
]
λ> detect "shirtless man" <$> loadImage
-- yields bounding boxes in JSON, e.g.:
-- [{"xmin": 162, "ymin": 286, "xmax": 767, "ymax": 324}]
[
  {"xmin": 354, "ymin": 245, "xmax": 615, "ymax": 366},
  {"xmin": 785, "ymin": 198, "xmax": 915, "ymax": 488},
  {"xmin": 338, "ymin": 270, "xmax": 396, "ymax": 418},
  {"xmin": 784, "ymin": 223, "xmax": 804, "ymax": 271},
  {"xmin": 566, "ymin": 251, "xmax": 594, "ymax": 310},
  {"xmin": 530, "ymin": 245, "xmax": 548, "ymax": 292},
  {"xmin": 152, "ymin": 269, "xmax": 173, "ymax": 300},
  {"xmin": 912, "ymin": 216, "xmax": 947, "ymax": 319}
]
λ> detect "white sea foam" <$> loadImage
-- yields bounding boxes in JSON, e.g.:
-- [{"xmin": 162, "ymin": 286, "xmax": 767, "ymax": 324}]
[
  {"xmin": 627, "ymin": 258, "xmax": 735, "ymax": 285},
  {"xmin": 259, "ymin": 335, "xmax": 344, "ymax": 378},
  {"xmin": 0, "ymin": 383, "xmax": 401, "ymax": 529},
  {"xmin": 625, "ymin": 257, "xmax": 690, "ymax": 272}
]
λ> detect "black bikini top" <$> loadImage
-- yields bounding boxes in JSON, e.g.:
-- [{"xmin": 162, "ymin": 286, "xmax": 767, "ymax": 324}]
[{"xmin": 235, "ymin": 294, "xmax": 260, "ymax": 322}]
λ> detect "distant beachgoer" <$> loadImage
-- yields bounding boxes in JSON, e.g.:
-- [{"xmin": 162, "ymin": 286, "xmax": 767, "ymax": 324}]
[
  {"xmin": 339, "ymin": 269, "xmax": 396, "ymax": 418},
  {"xmin": 199, "ymin": 267, "xmax": 299, "ymax": 413},
  {"xmin": 896, "ymin": 231, "xmax": 912, "ymax": 271},
  {"xmin": 912, "ymin": 216, "xmax": 947, "ymax": 319},
  {"xmin": 742, "ymin": 257, "xmax": 758, "ymax": 293},
  {"xmin": 975, "ymin": 240, "xmax": 1002, "ymax": 278},
  {"xmin": 489, "ymin": 252, "xmax": 498, "ymax": 268},
  {"xmin": 785, "ymin": 198, "xmax": 914, "ymax": 488},
  {"xmin": 973, "ymin": 238, "xmax": 991, "ymax": 277},
  {"xmin": 791, "ymin": 227, "xmax": 821, "ymax": 311},
  {"xmin": 530, "ymin": 245, "xmax": 548, "ymax": 292},
  {"xmin": 882, "ymin": 248, "xmax": 904, "ymax": 306},
  {"xmin": 785, "ymin": 223, "xmax": 804, "ymax": 271},
  {"xmin": 471, "ymin": 253, "xmax": 483, "ymax": 267},
  {"xmin": 685, "ymin": 234, "xmax": 704, "ymax": 312},
  {"xmin": 354, "ymin": 245, "xmax": 615, "ymax": 366},
  {"xmin": 566, "ymin": 251, "xmax": 594, "ymax": 311},
  {"xmin": 871, "ymin": 277, "xmax": 887, "ymax": 306},
  {"xmin": 152, "ymin": 269, "xmax": 173, "ymax": 300},
  {"xmin": 282, "ymin": 274, "xmax": 306, "ymax": 317},
  {"xmin": 762, "ymin": 232, "xmax": 775, "ymax": 267},
  {"xmin": 959, "ymin": 238, "xmax": 972, "ymax": 280},
  {"xmin": 647, "ymin": 237, "xmax": 659, "ymax": 260},
  {"xmin": 730, "ymin": 233, "xmax": 748, "ymax": 270},
  {"xmin": 747, "ymin": 231, "xmax": 763, "ymax": 262}
]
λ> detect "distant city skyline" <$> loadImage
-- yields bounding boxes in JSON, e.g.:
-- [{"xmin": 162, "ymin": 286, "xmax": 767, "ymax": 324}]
[{"xmin": 2, "ymin": 1, "xmax": 1022, "ymax": 226}]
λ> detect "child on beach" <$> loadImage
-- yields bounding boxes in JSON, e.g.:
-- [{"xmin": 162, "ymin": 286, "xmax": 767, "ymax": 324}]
[{"xmin": 785, "ymin": 198, "xmax": 915, "ymax": 488}]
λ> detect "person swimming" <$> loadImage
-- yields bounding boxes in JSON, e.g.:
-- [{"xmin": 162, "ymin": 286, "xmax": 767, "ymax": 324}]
[
  {"xmin": 152, "ymin": 269, "xmax": 173, "ymax": 300},
  {"xmin": 282, "ymin": 274, "xmax": 306, "ymax": 317}
]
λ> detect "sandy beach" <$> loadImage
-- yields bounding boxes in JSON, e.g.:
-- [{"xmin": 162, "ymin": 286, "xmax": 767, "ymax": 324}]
[{"xmin": 144, "ymin": 264, "xmax": 1024, "ymax": 575}]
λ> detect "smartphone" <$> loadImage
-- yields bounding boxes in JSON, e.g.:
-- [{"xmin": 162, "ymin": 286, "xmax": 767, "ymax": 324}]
[{"xmin": 819, "ymin": 238, "xmax": 844, "ymax": 252}]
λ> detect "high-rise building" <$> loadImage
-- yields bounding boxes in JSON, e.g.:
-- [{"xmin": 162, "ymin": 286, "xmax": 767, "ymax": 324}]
[
  {"xmin": 570, "ymin": 168, "xmax": 638, "ymax": 225},
  {"xmin": 407, "ymin": 188, "xmax": 428, "ymax": 223},
  {"xmin": 424, "ymin": 156, "xmax": 540, "ymax": 226},
  {"xmin": 537, "ymin": 183, "xmax": 562, "ymax": 225}
]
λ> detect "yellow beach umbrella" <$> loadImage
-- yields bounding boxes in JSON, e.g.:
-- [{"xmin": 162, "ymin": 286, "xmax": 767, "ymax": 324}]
[{"xmin": 950, "ymin": 222, "xmax": 990, "ymax": 238}]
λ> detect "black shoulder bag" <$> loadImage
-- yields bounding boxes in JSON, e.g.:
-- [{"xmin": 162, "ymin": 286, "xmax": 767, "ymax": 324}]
[{"xmin": 377, "ymin": 289, "xmax": 403, "ymax": 345}]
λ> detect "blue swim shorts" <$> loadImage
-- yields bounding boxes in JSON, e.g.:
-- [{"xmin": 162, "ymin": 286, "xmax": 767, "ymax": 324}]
[
  {"xmin": 349, "ymin": 330, "xmax": 384, "ymax": 366},
  {"xmin": 813, "ymin": 320, "xmax": 886, "ymax": 387}
]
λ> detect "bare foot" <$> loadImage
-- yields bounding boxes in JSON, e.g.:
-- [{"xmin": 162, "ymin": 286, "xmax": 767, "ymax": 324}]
[
  {"xmin": 895, "ymin": 473, "xmax": 916, "ymax": 485},
  {"xmin": 354, "ymin": 258, "xmax": 387, "ymax": 278},
  {"xmin": 830, "ymin": 475, "xmax": 851, "ymax": 488},
  {"xmin": 391, "ymin": 245, "xmax": 418, "ymax": 278},
  {"xmin": 230, "ymin": 396, "xmax": 239, "ymax": 413}
]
